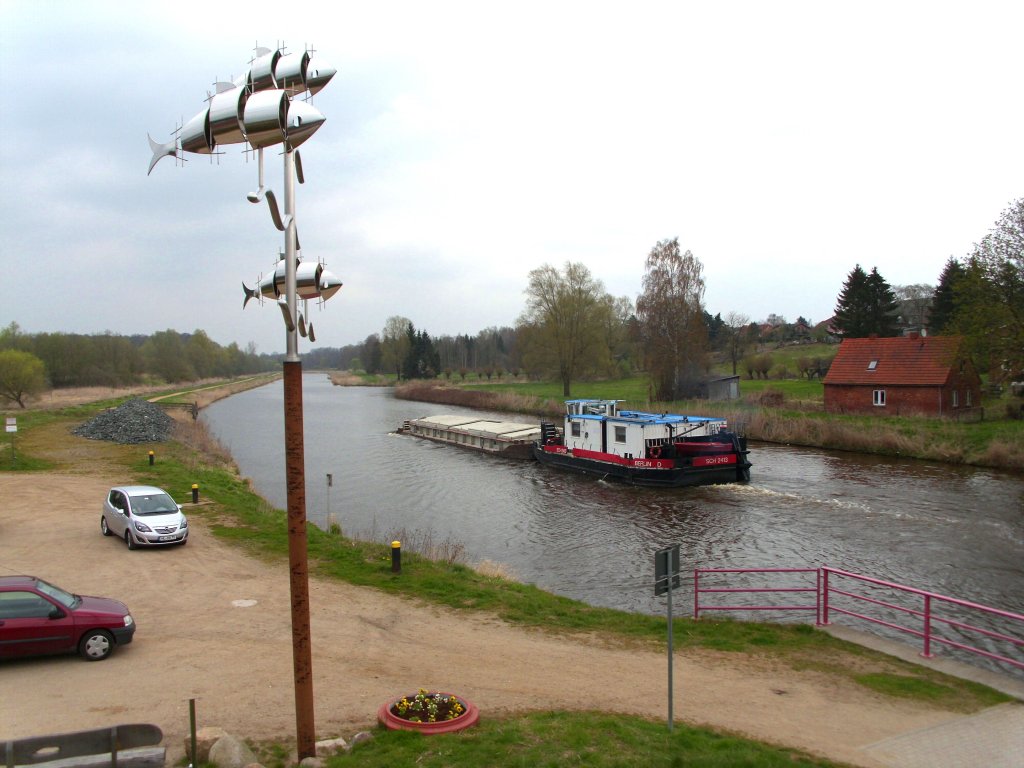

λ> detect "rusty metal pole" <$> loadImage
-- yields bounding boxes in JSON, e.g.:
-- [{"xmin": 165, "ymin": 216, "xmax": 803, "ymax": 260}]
[
  {"xmin": 284, "ymin": 360, "xmax": 314, "ymax": 758},
  {"xmin": 282, "ymin": 147, "xmax": 316, "ymax": 760}
]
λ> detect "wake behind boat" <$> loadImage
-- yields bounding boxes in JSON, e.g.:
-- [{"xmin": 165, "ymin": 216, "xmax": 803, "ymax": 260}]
[{"xmin": 533, "ymin": 399, "xmax": 751, "ymax": 487}]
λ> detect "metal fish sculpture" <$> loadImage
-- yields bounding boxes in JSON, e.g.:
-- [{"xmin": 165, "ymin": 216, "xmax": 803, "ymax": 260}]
[
  {"xmin": 242, "ymin": 258, "xmax": 343, "ymax": 308},
  {"xmin": 147, "ymin": 46, "xmax": 336, "ymax": 175}
]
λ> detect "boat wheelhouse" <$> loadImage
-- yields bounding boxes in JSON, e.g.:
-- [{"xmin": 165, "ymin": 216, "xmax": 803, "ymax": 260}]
[{"xmin": 533, "ymin": 399, "xmax": 750, "ymax": 487}]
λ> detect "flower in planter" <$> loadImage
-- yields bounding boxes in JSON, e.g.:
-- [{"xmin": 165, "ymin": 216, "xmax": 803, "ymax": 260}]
[{"xmin": 391, "ymin": 688, "xmax": 467, "ymax": 723}]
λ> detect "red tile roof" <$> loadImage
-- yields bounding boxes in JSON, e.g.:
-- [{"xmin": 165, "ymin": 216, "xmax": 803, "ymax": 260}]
[{"xmin": 823, "ymin": 335, "xmax": 966, "ymax": 386}]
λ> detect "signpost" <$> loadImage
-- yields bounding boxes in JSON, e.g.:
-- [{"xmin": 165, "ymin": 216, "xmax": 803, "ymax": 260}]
[
  {"xmin": 654, "ymin": 544, "xmax": 681, "ymax": 730},
  {"xmin": 6, "ymin": 417, "xmax": 15, "ymax": 468},
  {"xmin": 326, "ymin": 473, "xmax": 333, "ymax": 531}
]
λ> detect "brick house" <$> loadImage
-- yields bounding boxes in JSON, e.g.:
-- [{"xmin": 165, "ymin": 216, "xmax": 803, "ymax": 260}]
[{"xmin": 823, "ymin": 334, "xmax": 982, "ymax": 417}]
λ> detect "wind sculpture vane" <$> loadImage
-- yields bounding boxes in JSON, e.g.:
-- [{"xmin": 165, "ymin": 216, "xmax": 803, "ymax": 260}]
[
  {"xmin": 147, "ymin": 43, "xmax": 339, "ymax": 761},
  {"xmin": 147, "ymin": 45, "xmax": 341, "ymax": 342}
]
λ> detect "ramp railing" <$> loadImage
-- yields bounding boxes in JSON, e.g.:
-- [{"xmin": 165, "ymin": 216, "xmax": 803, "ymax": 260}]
[{"xmin": 692, "ymin": 566, "xmax": 1024, "ymax": 672}]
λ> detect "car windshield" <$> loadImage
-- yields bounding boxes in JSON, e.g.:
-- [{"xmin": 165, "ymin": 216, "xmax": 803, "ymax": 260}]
[
  {"xmin": 130, "ymin": 492, "xmax": 178, "ymax": 515},
  {"xmin": 34, "ymin": 578, "xmax": 80, "ymax": 609}
]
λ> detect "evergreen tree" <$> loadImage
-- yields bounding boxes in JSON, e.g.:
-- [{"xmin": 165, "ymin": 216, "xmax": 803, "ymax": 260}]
[
  {"xmin": 832, "ymin": 265, "xmax": 871, "ymax": 337},
  {"xmin": 929, "ymin": 257, "xmax": 964, "ymax": 334},
  {"xmin": 833, "ymin": 265, "xmax": 900, "ymax": 338},
  {"xmin": 401, "ymin": 326, "xmax": 441, "ymax": 379},
  {"xmin": 866, "ymin": 267, "xmax": 901, "ymax": 337}
]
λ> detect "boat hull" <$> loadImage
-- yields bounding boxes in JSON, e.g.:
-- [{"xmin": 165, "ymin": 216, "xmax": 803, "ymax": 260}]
[{"xmin": 532, "ymin": 442, "xmax": 751, "ymax": 487}]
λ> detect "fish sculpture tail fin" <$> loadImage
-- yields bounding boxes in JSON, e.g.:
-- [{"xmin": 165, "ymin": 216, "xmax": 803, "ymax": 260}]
[
  {"xmin": 147, "ymin": 134, "xmax": 179, "ymax": 176},
  {"xmin": 242, "ymin": 282, "xmax": 259, "ymax": 308}
]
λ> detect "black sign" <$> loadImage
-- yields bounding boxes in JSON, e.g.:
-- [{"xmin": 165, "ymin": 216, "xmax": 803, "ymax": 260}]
[{"xmin": 654, "ymin": 545, "xmax": 680, "ymax": 596}]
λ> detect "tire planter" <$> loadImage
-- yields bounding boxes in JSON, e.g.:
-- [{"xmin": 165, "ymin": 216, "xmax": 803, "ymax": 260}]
[{"xmin": 377, "ymin": 693, "xmax": 479, "ymax": 734}]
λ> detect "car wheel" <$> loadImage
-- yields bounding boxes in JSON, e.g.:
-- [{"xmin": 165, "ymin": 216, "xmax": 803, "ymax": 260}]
[
  {"xmin": 78, "ymin": 629, "xmax": 114, "ymax": 661},
  {"xmin": 101, "ymin": 516, "xmax": 111, "ymax": 536},
  {"xmin": 125, "ymin": 531, "xmax": 137, "ymax": 550}
]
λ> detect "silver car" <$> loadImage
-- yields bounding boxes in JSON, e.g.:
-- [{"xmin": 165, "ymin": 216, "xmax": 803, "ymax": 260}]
[{"xmin": 101, "ymin": 486, "xmax": 188, "ymax": 549}]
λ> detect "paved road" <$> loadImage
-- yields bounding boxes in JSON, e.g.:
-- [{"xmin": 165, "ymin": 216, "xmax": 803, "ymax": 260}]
[{"xmin": 823, "ymin": 625, "xmax": 1024, "ymax": 768}]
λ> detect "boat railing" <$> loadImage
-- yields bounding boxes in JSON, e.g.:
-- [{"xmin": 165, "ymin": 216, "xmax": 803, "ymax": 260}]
[{"xmin": 692, "ymin": 567, "xmax": 1024, "ymax": 674}]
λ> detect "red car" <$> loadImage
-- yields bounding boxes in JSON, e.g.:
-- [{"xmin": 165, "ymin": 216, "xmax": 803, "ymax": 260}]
[{"xmin": 0, "ymin": 576, "xmax": 135, "ymax": 661}]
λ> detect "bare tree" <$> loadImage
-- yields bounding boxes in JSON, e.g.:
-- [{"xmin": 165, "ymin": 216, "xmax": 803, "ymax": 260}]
[
  {"xmin": 518, "ymin": 262, "xmax": 609, "ymax": 397},
  {"xmin": 380, "ymin": 316, "xmax": 412, "ymax": 379},
  {"xmin": 893, "ymin": 283, "xmax": 934, "ymax": 331},
  {"xmin": 724, "ymin": 311, "xmax": 750, "ymax": 376},
  {"xmin": 635, "ymin": 238, "xmax": 708, "ymax": 400}
]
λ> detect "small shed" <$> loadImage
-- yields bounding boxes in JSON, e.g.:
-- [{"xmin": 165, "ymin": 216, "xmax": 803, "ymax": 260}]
[
  {"xmin": 704, "ymin": 375, "xmax": 741, "ymax": 401},
  {"xmin": 823, "ymin": 334, "xmax": 981, "ymax": 417}
]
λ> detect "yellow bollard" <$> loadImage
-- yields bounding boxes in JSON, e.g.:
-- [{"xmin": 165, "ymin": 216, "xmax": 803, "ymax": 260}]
[
  {"xmin": 191, "ymin": 484, "xmax": 199, "ymax": 504},
  {"xmin": 148, "ymin": 450, "xmax": 155, "ymax": 466},
  {"xmin": 391, "ymin": 541, "xmax": 401, "ymax": 574}
]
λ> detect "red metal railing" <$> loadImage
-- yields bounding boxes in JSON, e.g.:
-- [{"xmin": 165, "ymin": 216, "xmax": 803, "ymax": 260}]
[
  {"xmin": 693, "ymin": 566, "xmax": 1024, "ymax": 672},
  {"xmin": 820, "ymin": 566, "xmax": 1024, "ymax": 671},
  {"xmin": 693, "ymin": 568, "xmax": 820, "ymax": 621}
]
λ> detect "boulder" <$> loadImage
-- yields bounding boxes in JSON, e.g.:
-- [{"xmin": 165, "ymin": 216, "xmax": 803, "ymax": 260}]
[
  {"xmin": 350, "ymin": 732, "xmax": 374, "ymax": 748},
  {"xmin": 209, "ymin": 734, "xmax": 256, "ymax": 768},
  {"xmin": 314, "ymin": 737, "xmax": 349, "ymax": 756},
  {"xmin": 184, "ymin": 727, "xmax": 228, "ymax": 764}
]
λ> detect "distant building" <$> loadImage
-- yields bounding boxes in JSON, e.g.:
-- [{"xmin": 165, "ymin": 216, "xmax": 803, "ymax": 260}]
[{"xmin": 823, "ymin": 334, "xmax": 981, "ymax": 417}]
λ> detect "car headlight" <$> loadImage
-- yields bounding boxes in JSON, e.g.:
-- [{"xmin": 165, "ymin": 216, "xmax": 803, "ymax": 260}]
[
  {"xmin": 124, "ymin": 615, "xmax": 134, "ymax": 627},
  {"xmin": 134, "ymin": 522, "xmax": 153, "ymax": 533},
  {"xmin": 181, "ymin": 517, "xmax": 188, "ymax": 529}
]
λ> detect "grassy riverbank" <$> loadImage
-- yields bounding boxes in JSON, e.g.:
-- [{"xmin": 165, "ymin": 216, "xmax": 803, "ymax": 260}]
[
  {"xmin": 3, "ymin": 383, "xmax": 1014, "ymax": 767},
  {"xmin": 390, "ymin": 379, "xmax": 1024, "ymax": 472}
]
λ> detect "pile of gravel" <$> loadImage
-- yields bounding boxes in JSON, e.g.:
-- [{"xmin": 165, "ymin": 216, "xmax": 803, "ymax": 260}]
[{"xmin": 73, "ymin": 397, "xmax": 174, "ymax": 444}]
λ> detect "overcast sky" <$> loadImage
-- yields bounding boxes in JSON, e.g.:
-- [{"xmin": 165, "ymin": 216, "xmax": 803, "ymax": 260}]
[{"xmin": 2, "ymin": 1, "xmax": 1021, "ymax": 355}]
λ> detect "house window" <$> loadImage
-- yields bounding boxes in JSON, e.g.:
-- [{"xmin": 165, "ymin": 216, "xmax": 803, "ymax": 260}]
[
  {"xmin": 614, "ymin": 426, "xmax": 626, "ymax": 443},
  {"xmin": 952, "ymin": 390, "xmax": 959, "ymax": 408},
  {"xmin": 873, "ymin": 390, "xmax": 886, "ymax": 406},
  {"xmin": 966, "ymin": 390, "xmax": 973, "ymax": 406},
  {"xmin": 571, "ymin": 421, "xmax": 581, "ymax": 438},
  {"xmin": 867, "ymin": 360, "xmax": 878, "ymax": 370}
]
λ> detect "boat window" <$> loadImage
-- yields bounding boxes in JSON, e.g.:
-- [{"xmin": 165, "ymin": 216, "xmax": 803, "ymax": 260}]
[
  {"xmin": 614, "ymin": 426, "xmax": 626, "ymax": 443},
  {"xmin": 571, "ymin": 421, "xmax": 581, "ymax": 438}
]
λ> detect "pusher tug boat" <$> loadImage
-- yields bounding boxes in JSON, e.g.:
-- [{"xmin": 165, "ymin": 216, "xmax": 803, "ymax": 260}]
[{"xmin": 533, "ymin": 399, "xmax": 750, "ymax": 487}]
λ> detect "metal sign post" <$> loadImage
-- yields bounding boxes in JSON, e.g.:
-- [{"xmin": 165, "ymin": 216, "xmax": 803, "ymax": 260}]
[
  {"xmin": 326, "ymin": 473, "xmax": 333, "ymax": 530},
  {"xmin": 654, "ymin": 544, "xmax": 680, "ymax": 731},
  {"xmin": 6, "ymin": 417, "xmax": 16, "ymax": 468}
]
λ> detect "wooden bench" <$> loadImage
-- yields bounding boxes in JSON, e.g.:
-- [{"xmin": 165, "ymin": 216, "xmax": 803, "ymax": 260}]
[{"xmin": 4, "ymin": 724, "xmax": 164, "ymax": 768}]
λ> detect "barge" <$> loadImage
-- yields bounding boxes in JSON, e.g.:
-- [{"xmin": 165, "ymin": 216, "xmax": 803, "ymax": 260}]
[
  {"xmin": 533, "ymin": 399, "xmax": 751, "ymax": 487},
  {"xmin": 399, "ymin": 415, "xmax": 541, "ymax": 458}
]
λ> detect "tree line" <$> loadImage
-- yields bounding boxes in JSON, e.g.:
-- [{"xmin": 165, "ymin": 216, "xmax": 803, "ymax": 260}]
[
  {"xmin": 347, "ymin": 197, "xmax": 1021, "ymax": 398},
  {"xmin": 3, "ymin": 198, "xmax": 1019, "ymax": 408},
  {"xmin": 0, "ymin": 324, "xmax": 278, "ymax": 407}
]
